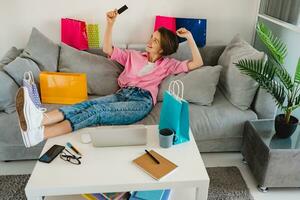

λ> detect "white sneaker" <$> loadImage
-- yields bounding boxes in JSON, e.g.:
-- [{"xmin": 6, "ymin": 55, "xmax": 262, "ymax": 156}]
[
  {"xmin": 21, "ymin": 126, "xmax": 45, "ymax": 147},
  {"xmin": 17, "ymin": 87, "xmax": 45, "ymax": 130},
  {"xmin": 16, "ymin": 87, "xmax": 45, "ymax": 147}
]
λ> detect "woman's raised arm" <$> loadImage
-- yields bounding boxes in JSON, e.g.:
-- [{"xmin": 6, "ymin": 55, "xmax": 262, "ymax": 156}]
[
  {"xmin": 103, "ymin": 9, "xmax": 118, "ymax": 56},
  {"xmin": 176, "ymin": 28, "xmax": 203, "ymax": 71}
]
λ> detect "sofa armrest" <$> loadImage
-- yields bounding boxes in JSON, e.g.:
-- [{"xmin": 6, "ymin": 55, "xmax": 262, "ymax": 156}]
[{"xmin": 251, "ymin": 87, "xmax": 277, "ymax": 119}]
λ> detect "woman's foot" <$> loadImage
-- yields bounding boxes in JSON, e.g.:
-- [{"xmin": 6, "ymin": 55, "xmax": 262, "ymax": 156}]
[{"xmin": 16, "ymin": 87, "xmax": 45, "ymax": 147}]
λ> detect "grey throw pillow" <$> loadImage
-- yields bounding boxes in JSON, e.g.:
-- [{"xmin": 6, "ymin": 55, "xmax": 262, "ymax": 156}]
[
  {"xmin": 21, "ymin": 27, "xmax": 59, "ymax": 72},
  {"xmin": 0, "ymin": 47, "xmax": 23, "ymax": 70},
  {"xmin": 158, "ymin": 65, "xmax": 223, "ymax": 105},
  {"xmin": 3, "ymin": 57, "xmax": 40, "ymax": 86},
  {"xmin": 218, "ymin": 34, "xmax": 264, "ymax": 110},
  {"xmin": 169, "ymin": 41, "xmax": 192, "ymax": 61},
  {"xmin": 58, "ymin": 43, "xmax": 122, "ymax": 96},
  {"xmin": 0, "ymin": 71, "xmax": 19, "ymax": 113}
]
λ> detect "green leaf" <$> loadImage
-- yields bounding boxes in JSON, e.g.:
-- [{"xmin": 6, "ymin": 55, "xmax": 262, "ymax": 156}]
[
  {"xmin": 260, "ymin": 80, "xmax": 286, "ymax": 109},
  {"xmin": 235, "ymin": 59, "xmax": 275, "ymax": 81},
  {"xmin": 294, "ymin": 57, "xmax": 300, "ymax": 84},
  {"xmin": 274, "ymin": 64, "xmax": 293, "ymax": 90},
  {"xmin": 235, "ymin": 59, "xmax": 286, "ymax": 108},
  {"xmin": 256, "ymin": 22, "xmax": 287, "ymax": 65}
]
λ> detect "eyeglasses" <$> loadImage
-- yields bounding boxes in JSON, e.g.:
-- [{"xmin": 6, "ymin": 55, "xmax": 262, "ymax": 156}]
[{"xmin": 60, "ymin": 148, "xmax": 82, "ymax": 165}]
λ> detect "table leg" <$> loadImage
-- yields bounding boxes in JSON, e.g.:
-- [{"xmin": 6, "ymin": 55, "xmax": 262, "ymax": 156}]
[{"xmin": 195, "ymin": 185, "xmax": 209, "ymax": 200}]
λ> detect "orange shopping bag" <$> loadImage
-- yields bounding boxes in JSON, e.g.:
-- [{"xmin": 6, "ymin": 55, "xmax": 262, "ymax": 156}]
[{"xmin": 40, "ymin": 72, "xmax": 88, "ymax": 105}]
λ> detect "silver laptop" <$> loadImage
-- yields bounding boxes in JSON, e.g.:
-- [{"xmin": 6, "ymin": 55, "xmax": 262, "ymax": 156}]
[{"xmin": 88, "ymin": 125, "xmax": 147, "ymax": 147}]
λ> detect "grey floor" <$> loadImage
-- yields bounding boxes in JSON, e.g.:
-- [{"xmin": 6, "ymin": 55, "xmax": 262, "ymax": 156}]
[{"xmin": 1, "ymin": 152, "xmax": 300, "ymax": 200}]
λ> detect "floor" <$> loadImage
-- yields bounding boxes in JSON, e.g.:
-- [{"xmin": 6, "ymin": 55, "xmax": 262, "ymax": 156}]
[{"xmin": 1, "ymin": 152, "xmax": 300, "ymax": 200}]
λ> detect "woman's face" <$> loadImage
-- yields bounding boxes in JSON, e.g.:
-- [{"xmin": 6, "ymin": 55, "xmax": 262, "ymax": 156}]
[{"xmin": 146, "ymin": 31, "xmax": 163, "ymax": 55}]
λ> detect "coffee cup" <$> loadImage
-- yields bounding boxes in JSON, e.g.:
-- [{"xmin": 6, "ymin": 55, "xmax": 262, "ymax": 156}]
[{"xmin": 159, "ymin": 128, "xmax": 174, "ymax": 148}]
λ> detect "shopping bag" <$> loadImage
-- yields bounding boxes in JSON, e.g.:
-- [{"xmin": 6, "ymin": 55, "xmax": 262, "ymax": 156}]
[
  {"xmin": 87, "ymin": 24, "xmax": 100, "ymax": 48},
  {"xmin": 154, "ymin": 16, "xmax": 207, "ymax": 47},
  {"xmin": 23, "ymin": 71, "xmax": 44, "ymax": 109},
  {"xmin": 176, "ymin": 17, "xmax": 207, "ymax": 47},
  {"xmin": 61, "ymin": 18, "xmax": 89, "ymax": 50},
  {"xmin": 154, "ymin": 16, "xmax": 176, "ymax": 33},
  {"xmin": 40, "ymin": 72, "xmax": 88, "ymax": 105},
  {"xmin": 159, "ymin": 80, "xmax": 190, "ymax": 145}
]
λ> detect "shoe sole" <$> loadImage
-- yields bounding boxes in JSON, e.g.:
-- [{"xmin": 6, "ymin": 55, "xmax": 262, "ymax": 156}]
[
  {"xmin": 16, "ymin": 88, "xmax": 27, "ymax": 131},
  {"xmin": 16, "ymin": 88, "xmax": 30, "ymax": 147}
]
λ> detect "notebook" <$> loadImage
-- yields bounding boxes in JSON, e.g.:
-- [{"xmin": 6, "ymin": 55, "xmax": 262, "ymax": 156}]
[{"xmin": 132, "ymin": 150, "xmax": 177, "ymax": 180}]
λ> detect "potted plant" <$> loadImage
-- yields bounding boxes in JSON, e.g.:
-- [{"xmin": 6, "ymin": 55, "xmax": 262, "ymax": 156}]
[{"xmin": 235, "ymin": 22, "xmax": 300, "ymax": 138}]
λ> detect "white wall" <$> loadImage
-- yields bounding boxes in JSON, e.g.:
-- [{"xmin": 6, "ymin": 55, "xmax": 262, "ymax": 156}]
[{"xmin": 0, "ymin": 0, "xmax": 260, "ymax": 56}]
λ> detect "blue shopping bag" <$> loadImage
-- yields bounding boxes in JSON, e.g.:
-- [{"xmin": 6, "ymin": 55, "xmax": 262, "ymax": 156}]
[
  {"xmin": 159, "ymin": 80, "xmax": 190, "ymax": 145},
  {"xmin": 176, "ymin": 18, "xmax": 207, "ymax": 47}
]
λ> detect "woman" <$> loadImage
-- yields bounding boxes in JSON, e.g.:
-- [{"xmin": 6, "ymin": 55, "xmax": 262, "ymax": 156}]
[{"xmin": 16, "ymin": 9, "xmax": 203, "ymax": 147}]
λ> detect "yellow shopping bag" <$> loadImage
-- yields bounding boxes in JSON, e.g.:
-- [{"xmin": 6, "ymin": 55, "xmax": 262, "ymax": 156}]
[
  {"xmin": 40, "ymin": 72, "xmax": 88, "ymax": 105},
  {"xmin": 87, "ymin": 24, "xmax": 100, "ymax": 48}
]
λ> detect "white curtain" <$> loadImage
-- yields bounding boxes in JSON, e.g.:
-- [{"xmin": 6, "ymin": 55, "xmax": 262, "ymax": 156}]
[{"xmin": 260, "ymin": 0, "xmax": 300, "ymax": 26}]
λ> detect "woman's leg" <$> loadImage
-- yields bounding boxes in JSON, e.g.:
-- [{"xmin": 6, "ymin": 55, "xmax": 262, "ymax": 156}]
[
  {"xmin": 41, "ymin": 94, "xmax": 120, "ymax": 126},
  {"xmin": 66, "ymin": 99, "xmax": 153, "ymax": 131},
  {"xmin": 42, "ymin": 109, "xmax": 64, "ymax": 126},
  {"xmin": 44, "ymin": 120, "xmax": 72, "ymax": 139},
  {"xmin": 40, "ymin": 98, "xmax": 152, "ymax": 140}
]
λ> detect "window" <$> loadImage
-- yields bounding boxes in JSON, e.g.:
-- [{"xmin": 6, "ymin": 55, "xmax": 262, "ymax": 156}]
[{"xmin": 260, "ymin": 0, "xmax": 300, "ymax": 26}]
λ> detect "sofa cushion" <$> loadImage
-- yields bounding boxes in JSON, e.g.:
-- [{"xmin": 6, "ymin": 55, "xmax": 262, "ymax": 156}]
[
  {"xmin": 0, "ymin": 47, "xmax": 22, "ymax": 70},
  {"xmin": 218, "ymin": 34, "xmax": 264, "ymax": 110},
  {"xmin": 199, "ymin": 45, "xmax": 226, "ymax": 66},
  {"xmin": 0, "ymin": 71, "xmax": 19, "ymax": 113},
  {"xmin": 59, "ymin": 43, "xmax": 122, "ymax": 96},
  {"xmin": 169, "ymin": 41, "xmax": 192, "ymax": 61},
  {"xmin": 189, "ymin": 89, "xmax": 257, "ymax": 140},
  {"xmin": 3, "ymin": 57, "xmax": 40, "ymax": 86},
  {"xmin": 158, "ymin": 65, "xmax": 222, "ymax": 105},
  {"xmin": 21, "ymin": 28, "xmax": 59, "ymax": 72}
]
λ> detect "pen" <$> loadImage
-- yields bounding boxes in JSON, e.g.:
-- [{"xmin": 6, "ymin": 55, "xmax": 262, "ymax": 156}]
[
  {"xmin": 66, "ymin": 142, "xmax": 82, "ymax": 156},
  {"xmin": 145, "ymin": 149, "xmax": 160, "ymax": 164}
]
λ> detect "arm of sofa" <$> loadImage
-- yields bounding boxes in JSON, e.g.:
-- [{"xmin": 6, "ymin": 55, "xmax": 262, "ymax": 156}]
[{"xmin": 251, "ymin": 87, "xmax": 277, "ymax": 119}]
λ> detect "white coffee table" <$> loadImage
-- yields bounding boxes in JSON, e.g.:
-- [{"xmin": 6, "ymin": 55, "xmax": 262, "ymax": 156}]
[{"xmin": 25, "ymin": 125, "xmax": 209, "ymax": 200}]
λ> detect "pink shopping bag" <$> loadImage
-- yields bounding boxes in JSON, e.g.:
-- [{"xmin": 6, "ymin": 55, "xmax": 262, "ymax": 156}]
[
  {"xmin": 61, "ymin": 18, "xmax": 89, "ymax": 50},
  {"xmin": 154, "ymin": 16, "xmax": 176, "ymax": 33}
]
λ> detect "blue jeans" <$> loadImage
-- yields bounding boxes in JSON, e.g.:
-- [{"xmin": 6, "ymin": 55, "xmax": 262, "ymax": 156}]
[{"xmin": 58, "ymin": 87, "xmax": 153, "ymax": 131}]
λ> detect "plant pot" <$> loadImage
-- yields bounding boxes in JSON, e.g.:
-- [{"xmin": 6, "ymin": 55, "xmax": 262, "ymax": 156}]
[{"xmin": 275, "ymin": 114, "xmax": 299, "ymax": 138}]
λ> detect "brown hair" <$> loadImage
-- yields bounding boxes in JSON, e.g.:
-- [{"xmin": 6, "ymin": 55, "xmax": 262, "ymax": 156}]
[{"xmin": 157, "ymin": 27, "xmax": 179, "ymax": 56}]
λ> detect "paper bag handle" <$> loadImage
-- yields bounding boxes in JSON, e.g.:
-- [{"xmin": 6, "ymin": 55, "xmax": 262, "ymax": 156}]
[{"xmin": 168, "ymin": 80, "xmax": 184, "ymax": 100}]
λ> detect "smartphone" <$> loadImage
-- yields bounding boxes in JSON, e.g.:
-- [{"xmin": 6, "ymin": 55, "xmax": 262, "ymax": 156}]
[
  {"xmin": 39, "ymin": 145, "xmax": 65, "ymax": 163},
  {"xmin": 117, "ymin": 5, "xmax": 128, "ymax": 14}
]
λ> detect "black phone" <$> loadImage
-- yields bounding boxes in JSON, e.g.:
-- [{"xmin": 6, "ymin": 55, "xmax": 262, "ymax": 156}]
[
  {"xmin": 39, "ymin": 145, "xmax": 65, "ymax": 163},
  {"xmin": 117, "ymin": 5, "xmax": 128, "ymax": 14}
]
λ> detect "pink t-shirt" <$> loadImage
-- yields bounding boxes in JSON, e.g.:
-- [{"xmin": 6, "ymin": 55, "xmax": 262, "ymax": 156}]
[{"xmin": 110, "ymin": 47, "xmax": 189, "ymax": 105}]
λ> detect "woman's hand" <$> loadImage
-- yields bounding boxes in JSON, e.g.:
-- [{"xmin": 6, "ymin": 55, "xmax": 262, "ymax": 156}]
[
  {"xmin": 176, "ymin": 28, "xmax": 192, "ymax": 39},
  {"xmin": 106, "ymin": 9, "xmax": 118, "ymax": 25}
]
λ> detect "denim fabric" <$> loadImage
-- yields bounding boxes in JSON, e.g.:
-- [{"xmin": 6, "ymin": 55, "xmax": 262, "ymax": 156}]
[{"xmin": 59, "ymin": 87, "xmax": 153, "ymax": 131}]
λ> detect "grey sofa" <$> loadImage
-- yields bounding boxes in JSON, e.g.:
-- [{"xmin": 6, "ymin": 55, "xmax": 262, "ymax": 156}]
[{"xmin": 0, "ymin": 36, "xmax": 277, "ymax": 161}]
